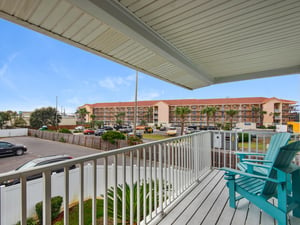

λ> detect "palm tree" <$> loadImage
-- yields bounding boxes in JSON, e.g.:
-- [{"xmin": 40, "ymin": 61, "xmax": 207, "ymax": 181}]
[
  {"xmin": 175, "ymin": 106, "xmax": 191, "ymax": 135},
  {"xmin": 210, "ymin": 106, "xmax": 219, "ymax": 128},
  {"xmin": 258, "ymin": 109, "xmax": 267, "ymax": 127},
  {"xmin": 145, "ymin": 107, "xmax": 153, "ymax": 124},
  {"xmin": 90, "ymin": 114, "xmax": 96, "ymax": 128},
  {"xmin": 75, "ymin": 108, "xmax": 89, "ymax": 124},
  {"xmin": 251, "ymin": 106, "xmax": 260, "ymax": 123},
  {"xmin": 226, "ymin": 109, "xmax": 239, "ymax": 130},
  {"xmin": 115, "ymin": 112, "xmax": 126, "ymax": 126},
  {"xmin": 201, "ymin": 106, "xmax": 213, "ymax": 127}
]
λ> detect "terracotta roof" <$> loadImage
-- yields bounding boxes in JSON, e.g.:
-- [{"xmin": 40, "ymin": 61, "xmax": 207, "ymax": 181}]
[{"xmin": 79, "ymin": 97, "xmax": 296, "ymax": 108}]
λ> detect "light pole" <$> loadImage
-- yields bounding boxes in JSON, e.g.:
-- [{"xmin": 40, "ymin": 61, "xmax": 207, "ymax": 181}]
[
  {"xmin": 56, "ymin": 96, "xmax": 58, "ymax": 131},
  {"xmin": 133, "ymin": 70, "xmax": 138, "ymax": 135}
]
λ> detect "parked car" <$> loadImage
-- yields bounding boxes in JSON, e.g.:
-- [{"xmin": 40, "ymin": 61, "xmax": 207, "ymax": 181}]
[
  {"xmin": 2, "ymin": 155, "xmax": 75, "ymax": 186},
  {"xmin": 232, "ymin": 127, "xmax": 243, "ymax": 132},
  {"xmin": 166, "ymin": 127, "xmax": 177, "ymax": 136},
  {"xmin": 103, "ymin": 126, "xmax": 113, "ymax": 131},
  {"xmin": 39, "ymin": 125, "xmax": 48, "ymax": 130},
  {"xmin": 119, "ymin": 126, "xmax": 133, "ymax": 133},
  {"xmin": 83, "ymin": 129, "xmax": 95, "ymax": 135},
  {"xmin": 144, "ymin": 126, "xmax": 153, "ymax": 133},
  {"xmin": 74, "ymin": 126, "xmax": 85, "ymax": 131},
  {"xmin": 95, "ymin": 129, "xmax": 107, "ymax": 136},
  {"xmin": 0, "ymin": 141, "xmax": 27, "ymax": 156},
  {"xmin": 159, "ymin": 126, "xmax": 166, "ymax": 131},
  {"xmin": 128, "ymin": 132, "xmax": 143, "ymax": 139},
  {"xmin": 185, "ymin": 127, "xmax": 195, "ymax": 134}
]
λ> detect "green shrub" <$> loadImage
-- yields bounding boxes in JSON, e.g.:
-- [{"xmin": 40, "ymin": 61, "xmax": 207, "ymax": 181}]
[
  {"xmin": 15, "ymin": 217, "xmax": 38, "ymax": 225},
  {"xmin": 102, "ymin": 131, "xmax": 125, "ymax": 144},
  {"xmin": 127, "ymin": 136, "xmax": 143, "ymax": 146},
  {"xmin": 35, "ymin": 196, "xmax": 63, "ymax": 224},
  {"xmin": 238, "ymin": 133, "xmax": 249, "ymax": 142},
  {"xmin": 72, "ymin": 130, "xmax": 81, "ymax": 133},
  {"xmin": 59, "ymin": 137, "xmax": 66, "ymax": 143},
  {"xmin": 222, "ymin": 123, "xmax": 231, "ymax": 130},
  {"xmin": 58, "ymin": 128, "xmax": 72, "ymax": 133}
]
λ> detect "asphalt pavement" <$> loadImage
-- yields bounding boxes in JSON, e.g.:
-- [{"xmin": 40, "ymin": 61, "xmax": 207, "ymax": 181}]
[{"xmin": 0, "ymin": 136, "xmax": 102, "ymax": 173}]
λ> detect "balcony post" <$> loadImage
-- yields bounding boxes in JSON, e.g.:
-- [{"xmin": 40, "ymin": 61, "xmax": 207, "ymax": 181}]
[
  {"xmin": 159, "ymin": 144, "xmax": 163, "ymax": 215},
  {"xmin": 20, "ymin": 176, "xmax": 27, "ymax": 225},
  {"xmin": 43, "ymin": 171, "xmax": 51, "ymax": 225}
]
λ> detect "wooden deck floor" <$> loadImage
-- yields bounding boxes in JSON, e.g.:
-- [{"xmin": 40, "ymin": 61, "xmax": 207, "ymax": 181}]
[{"xmin": 154, "ymin": 170, "xmax": 300, "ymax": 225}]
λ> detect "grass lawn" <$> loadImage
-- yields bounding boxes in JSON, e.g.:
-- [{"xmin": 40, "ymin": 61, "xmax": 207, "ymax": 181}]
[
  {"xmin": 53, "ymin": 199, "xmax": 115, "ymax": 225},
  {"xmin": 238, "ymin": 142, "xmax": 267, "ymax": 152},
  {"xmin": 143, "ymin": 133, "xmax": 170, "ymax": 141}
]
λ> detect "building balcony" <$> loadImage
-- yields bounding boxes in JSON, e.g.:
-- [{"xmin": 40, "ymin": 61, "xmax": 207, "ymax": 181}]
[{"xmin": 0, "ymin": 131, "xmax": 299, "ymax": 225}]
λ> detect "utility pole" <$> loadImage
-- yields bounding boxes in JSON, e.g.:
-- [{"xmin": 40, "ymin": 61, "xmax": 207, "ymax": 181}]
[
  {"xmin": 56, "ymin": 96, "xmax": 58, "ymax": 131},
  {"xmin": 133, "ymin": 70, "xmax": 138, "ymax": 135}
]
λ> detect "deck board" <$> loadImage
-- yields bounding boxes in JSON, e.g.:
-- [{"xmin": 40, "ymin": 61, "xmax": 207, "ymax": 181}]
[{"xmin": 153, "ymin": 170, "xmax": 300, "ymax": 225}]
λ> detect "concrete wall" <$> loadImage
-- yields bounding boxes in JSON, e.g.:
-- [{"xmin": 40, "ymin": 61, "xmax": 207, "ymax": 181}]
[{"xmin": 0, "ymin": 129, "xmax": 28, "ymax": 137}]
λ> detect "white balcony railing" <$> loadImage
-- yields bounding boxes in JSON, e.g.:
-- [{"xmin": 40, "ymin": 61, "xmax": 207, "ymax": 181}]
[
  {"xmin": 210, "ymin": 130, "xmax": 300, "ymax": 169},
  {"xmin": 0, "ymin": 131, "xmax": 212, "ymax": 225},
  {"xmin": 1, "ymin": 131, "xmax": 299, "ymax": 225}
]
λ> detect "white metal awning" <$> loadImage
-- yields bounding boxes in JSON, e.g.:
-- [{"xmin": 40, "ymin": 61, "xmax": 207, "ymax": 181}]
[{"xmin": 0, "ymin": 0, "xmax": 299, "ymax": 89}]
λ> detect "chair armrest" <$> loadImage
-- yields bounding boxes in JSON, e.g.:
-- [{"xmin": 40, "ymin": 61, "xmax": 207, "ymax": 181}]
[
  {"xmin": 243, "ymin": 159, "xmax": 272, "ymax": 163},
  {"xmin": 235, "ymin": 152, "xmax": 266, "ymax": 156},
  {"xmin": 243, "ymin": 162, "xmax": 272, "ymax": 169},
  {"xmin": 220, "ymin": 167, "xmax": 279, "ymax": 183}
]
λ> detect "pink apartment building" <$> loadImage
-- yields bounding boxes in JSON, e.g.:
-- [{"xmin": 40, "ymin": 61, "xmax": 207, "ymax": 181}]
[{"xmin": 78, "ymin": 97, "xmax": 297, "ymax": 127}]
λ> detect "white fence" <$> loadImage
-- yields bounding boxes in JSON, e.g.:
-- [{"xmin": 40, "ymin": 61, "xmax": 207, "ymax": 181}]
[
  {"xmin": 0, "ymin": 129, "xmax": 28, "ymax": 137},
  {"xmin": 0, "ymin": 131, "xmax": 211, "ymax": 225},
  {"xmin": 1, "ymin": 165, "xmax": 191, "ymax": 225}
]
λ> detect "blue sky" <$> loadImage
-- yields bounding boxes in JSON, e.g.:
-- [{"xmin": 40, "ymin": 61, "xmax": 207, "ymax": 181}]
[{"xmin": 1, "ymin": 19, "xmax": 299, "ymax": 114}]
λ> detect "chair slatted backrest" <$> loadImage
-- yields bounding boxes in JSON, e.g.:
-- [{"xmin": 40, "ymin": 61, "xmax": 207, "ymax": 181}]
[
  {"xmin": 264, "ymin": 133, "xmax": 291, "ymax": 164},
  {"xmin": 262, "ymin": 141, "xmax": 300, "ymax": 196}
]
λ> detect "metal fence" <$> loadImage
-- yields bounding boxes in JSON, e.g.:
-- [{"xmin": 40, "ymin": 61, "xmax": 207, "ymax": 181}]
[
  {"xmin": 211, "ymin": 131, "xmax": 300, "ymax": 169},
  {"xmin": 0, "ymin": 131, "xmax": 211, "ymax": 225}
]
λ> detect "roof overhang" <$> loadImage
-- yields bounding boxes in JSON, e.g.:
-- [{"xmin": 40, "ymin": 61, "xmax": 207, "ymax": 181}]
[{"xmin": 0, "ymin": 0, "xmax": 299, "ymax": 89}]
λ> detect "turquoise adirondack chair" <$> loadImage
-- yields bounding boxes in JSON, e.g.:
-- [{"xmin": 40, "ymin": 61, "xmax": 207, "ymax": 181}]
[
  {"xmin": 222, "ymin": 141, "xmax": 300, "ymax": 225},
  {"xmin": 236, "ymin": 132, "xmax": 291, "ymax": 175}
]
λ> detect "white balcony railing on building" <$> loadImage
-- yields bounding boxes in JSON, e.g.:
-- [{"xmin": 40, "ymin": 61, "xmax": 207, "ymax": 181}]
[{"xmin": 0, "ymin": 131, "xmax": 211, "ymax": 225}]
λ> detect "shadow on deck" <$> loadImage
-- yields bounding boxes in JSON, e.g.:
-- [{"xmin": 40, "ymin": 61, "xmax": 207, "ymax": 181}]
[{"xmin": 152, "ymin": 170, "xmax": 300, "ymax": 225}]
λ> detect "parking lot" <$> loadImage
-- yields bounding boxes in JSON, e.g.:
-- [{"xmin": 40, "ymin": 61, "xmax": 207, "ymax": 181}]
[{"xmin": 0, "ymin": 137, "xmax": 102, "ymax": 173}]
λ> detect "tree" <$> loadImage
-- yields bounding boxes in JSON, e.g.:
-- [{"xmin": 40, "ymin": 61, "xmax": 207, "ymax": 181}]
[
  {"xmin": 175, "ymin": 106, "xmax": 191, "ymax": 135},
  {"xmin": 226, "ymin": 109, "xmax": 239, "ymax": 130},
  {"xmin": 75, "ymin": 108, "xmax": 89, "ymax": 124},
  {"xmin": 90, "ymin": 114, "xmax": 96, "ymax": 128},
  {"xmin": 95, "ymin": 120, "xmax": 104, "ymax": 129},
  {"xmin": 201, "ymin": 106, "xmax": 213, "ymax": 127},
  {"xmin": 115, "ymin": 112, "xmax": 126, "ymax": 126},
  {"xmin": 0, "ymin": 111, "xmax": 10, "ymax": 129},
  {"xmin": 14, "ymin": 116, "xmax": 27, "ymax": 127},
  {"xmin": 30, "ymin": 107, "xmax": 61, "ymax": 129},
  {"xmin": 145, "ymin": 107, "xmax": 153, "ymax": 123},
  {"xmin": 251, "ymin": 106, "xmax": 260, "ymax": 123},
  {"xmin": 210, "ymin": 106, "xmax": 219, "ymax": 127}
]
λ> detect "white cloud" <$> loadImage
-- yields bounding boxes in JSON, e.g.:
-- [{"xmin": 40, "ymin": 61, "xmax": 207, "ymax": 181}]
[
  {"xmin": 49, "ymin": 63, "xmax": 72, "ymax": 80},
  {"xmin": 98, "ymin": 75, "xmax": 135, "ymax": 90},
  {"xmin": 138, "ymin": 90, "xmax": 161, "ymax": 100},
  {"xmin": 0, "ymin": 63, "xmax": 8, "ymax": 78},
  {"xmin": 67, "ymin": 97, "xmax": 81, "ymax": 105}
]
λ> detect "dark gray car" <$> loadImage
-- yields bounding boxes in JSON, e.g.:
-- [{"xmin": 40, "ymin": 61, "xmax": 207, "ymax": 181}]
[{"xmin": 0, "ymin": 141, "xmax": 27, "ymax": 156}]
